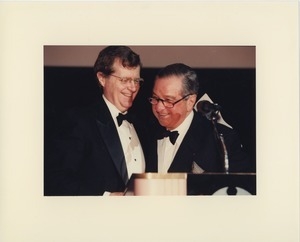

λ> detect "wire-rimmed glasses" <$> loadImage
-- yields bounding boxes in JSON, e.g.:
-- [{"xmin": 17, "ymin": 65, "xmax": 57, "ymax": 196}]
[{"xmin": 110, "ymin": 74, "xmax": 144, "ymax": 87}]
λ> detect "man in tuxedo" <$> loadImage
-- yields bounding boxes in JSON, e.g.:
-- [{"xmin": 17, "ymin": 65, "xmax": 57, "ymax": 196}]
[
  {"xmin": 44, "ymin": 46, "xmax": 155, "ymax": 196},
  {"xmin": 148, "ymin": 63, "xmax": 252, "ymax": 174}
]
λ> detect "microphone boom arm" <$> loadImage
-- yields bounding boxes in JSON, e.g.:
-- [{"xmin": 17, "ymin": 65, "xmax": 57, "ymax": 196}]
[{"xmin": 198, "ymin": 101, "xmax": 230, "ymax": 173}]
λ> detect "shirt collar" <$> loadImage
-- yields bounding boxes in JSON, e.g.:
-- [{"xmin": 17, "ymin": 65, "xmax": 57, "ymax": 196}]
[
  {"xmin": 103, "ymin": 95, "xmax": 127, "ymax": 115},
  {"xmin": 170, "ymin": 111, "xmax": 194, "ymax": 137}
]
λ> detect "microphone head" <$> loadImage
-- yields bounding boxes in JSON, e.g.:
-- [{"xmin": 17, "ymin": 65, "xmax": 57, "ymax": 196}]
[{"xmin": 197, "ymin": 100, "xmax": 221, "ymax": 114}]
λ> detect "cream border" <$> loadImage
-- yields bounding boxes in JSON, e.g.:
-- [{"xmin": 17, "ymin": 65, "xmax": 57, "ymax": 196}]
[{"xmin": 0, "ymin": 2, "xmax": 299, "ymax": 242}]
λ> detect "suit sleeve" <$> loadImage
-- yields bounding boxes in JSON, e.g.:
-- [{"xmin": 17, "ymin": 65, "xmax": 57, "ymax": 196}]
[
  {"xmin": 44, "ymin": 108, "xmax": 106, "ymax": 196},
  {"xmin": 45, "ymin": 110, "xmax": 86, "ymax": 195}
]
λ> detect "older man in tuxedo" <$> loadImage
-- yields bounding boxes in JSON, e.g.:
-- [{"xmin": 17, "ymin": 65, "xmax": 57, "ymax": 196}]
[{"xmin": 148, "ymin": 63, "xmax": 252, "ymax": 174}]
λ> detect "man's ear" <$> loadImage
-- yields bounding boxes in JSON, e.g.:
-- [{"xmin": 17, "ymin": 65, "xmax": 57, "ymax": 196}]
[
  {"xmin": 96, "ymin": 72, "xmax": 105, "ymax": 87},
  {"xmin": 187, "ymin": 94, "xmax": 197, "ymax": 111}
]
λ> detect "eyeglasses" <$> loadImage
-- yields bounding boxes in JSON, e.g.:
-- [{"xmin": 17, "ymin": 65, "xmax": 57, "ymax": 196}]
[
  {"xmin": 148, "ymin": 94, "xmax": 192, "ymax": 108},
  {"xmin": 110, "ymin": 74, "xmax": 144, "ymax": 87}
]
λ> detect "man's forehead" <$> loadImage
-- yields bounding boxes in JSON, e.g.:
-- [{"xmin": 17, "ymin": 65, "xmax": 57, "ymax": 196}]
[
  {"xmin": 153, "ymin": 85, "xmax": 182, "ymax": 99},
  {"xmin": 155, "ymin": 76, "xmax": 182, "ymax": 88}
]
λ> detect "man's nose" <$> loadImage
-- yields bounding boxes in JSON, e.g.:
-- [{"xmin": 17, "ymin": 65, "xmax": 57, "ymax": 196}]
[{"xmin": 155, "ymin": 100, "xmax": 166, "ymax": 111}]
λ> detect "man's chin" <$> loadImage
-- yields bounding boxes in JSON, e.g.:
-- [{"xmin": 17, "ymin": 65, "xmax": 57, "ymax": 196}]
[
  {"xmin": 121, "ymin": 103, "xmax": 133, "ymax": 111},
  {"xmin": 158, "ymin": 119, "xmax": 169, "ymax": 127}
]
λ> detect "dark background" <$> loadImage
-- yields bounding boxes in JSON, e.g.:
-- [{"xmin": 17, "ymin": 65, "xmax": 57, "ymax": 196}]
[{"xmin": 44, "ymin": 66, "xmax": 256, "ymax": 171}]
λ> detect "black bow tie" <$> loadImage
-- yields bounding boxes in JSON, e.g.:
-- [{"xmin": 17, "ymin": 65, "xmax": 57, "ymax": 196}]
[
  {"xmin": 158, "ymin": 130, "xmax": 179, "ymax": 145},
  {"xmin": 116, "ymin": 113, "xmax": 132, "ymax": 126}
]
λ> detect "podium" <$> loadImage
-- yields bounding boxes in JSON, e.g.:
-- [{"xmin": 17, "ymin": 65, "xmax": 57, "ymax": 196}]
[
  {"xmin": 125, "ymin": 172, "xmax": 256, "ymax": 196},
  {"xmin": 187, "ymin": 172, "xmax": 256, "ymax": 195}
]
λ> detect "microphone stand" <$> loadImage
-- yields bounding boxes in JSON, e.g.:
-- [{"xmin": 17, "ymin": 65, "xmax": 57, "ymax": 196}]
[
  {"xmin": 208, "ymin": 110, "xmax": 229, "ymax": 174},
  {"xmin": 219, "ymin": 134, "xmax": 229, "ymax": 174},
  {"xmin": 208, "ymin": 107, "xmax": 242, "ymax": 195}
]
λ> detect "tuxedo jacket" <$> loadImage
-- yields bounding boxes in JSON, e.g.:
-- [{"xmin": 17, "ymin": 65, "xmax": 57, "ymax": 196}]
[
  {"xmin": 148, "ymin": 111, "xmax": 252, "ymax": 173},
  {"xmin": 44, "ymin": 96, "xmax": 156, "ymax": 196}
]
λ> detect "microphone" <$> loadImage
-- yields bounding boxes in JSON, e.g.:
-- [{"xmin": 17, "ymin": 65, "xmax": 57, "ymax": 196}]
[{"xmin": 197, "ymin": 100, "xmax": 221, "ymax": 114}]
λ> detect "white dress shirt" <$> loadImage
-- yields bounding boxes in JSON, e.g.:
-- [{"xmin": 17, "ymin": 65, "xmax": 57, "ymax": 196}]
[
  {"xmin": 157, "ymin": 111, "xmax": 194, "ymax": 173},
  {"xmin": 103, "ymin": 95, "xmax": 145, "ymax": 178}
]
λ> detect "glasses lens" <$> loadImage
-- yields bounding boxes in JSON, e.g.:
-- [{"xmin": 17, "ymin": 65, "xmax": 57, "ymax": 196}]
[{"xmin": 163, "ymin": 102, "xmax": 174, "ymax": 108}]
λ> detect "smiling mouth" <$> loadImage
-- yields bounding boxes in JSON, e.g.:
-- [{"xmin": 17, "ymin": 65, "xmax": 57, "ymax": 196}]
[
  {"xmin": 123, "ymin": 93, "xmax": 133, "ymax": 98},
  {"xmin": 157, "ymin": 113, "xmax": 169, "ymax": 119}
]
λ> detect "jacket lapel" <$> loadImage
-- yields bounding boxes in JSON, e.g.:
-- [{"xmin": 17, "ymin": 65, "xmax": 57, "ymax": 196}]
[
  {"xmin": 94, "ymin": 98, "xmax": 129, "ymax": 184},
  {"xmin": 168, "ymin": 112, "xmax": 209, "ymax": 172}
]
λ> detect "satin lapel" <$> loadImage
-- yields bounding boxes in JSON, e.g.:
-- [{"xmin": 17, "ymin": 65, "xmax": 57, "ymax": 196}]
[
  {"xmin": 95, "ymin": 99, "xmax": 129, "ymax": 184},
  {"xmin": 169, "ymin": 112, "xmax": 207, "ymax": 172},
  {"xmin": 169, "ymin": 133, "xmax": 197, "ymax": 172}
]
